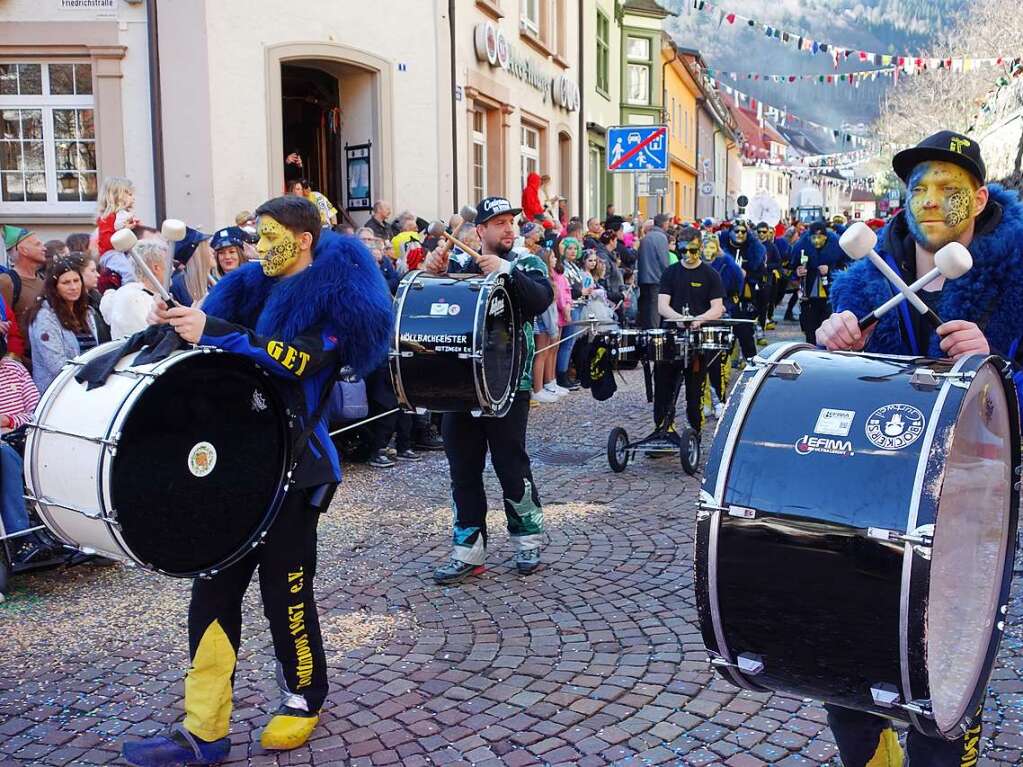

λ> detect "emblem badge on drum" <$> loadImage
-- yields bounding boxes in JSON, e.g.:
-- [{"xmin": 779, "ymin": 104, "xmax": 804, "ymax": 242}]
[
  {"xmin": 188, "ymin": 441, "xmax": 218, "ymax": 478},
  {"xmin": 251, "ymin": 389, "xmax": 267, "ymax": 412},
  {"xmin": 864, "ymin": 404, "xmax": 926, "ymax": 450}
]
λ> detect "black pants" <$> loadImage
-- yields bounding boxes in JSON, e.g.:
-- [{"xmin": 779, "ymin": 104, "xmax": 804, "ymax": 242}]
[
  {"xmin": 639, "ymin": 284, "xmax": 660, "ymax": 330},
  {"xmin": 441, "ymin": 390, "xmax": 543, "ymax": 565},
  {"xmin": 706, "ymin": 344, "xmax": 731, "ymax": 402},
  {"xmin": 653, "ymin": 357, "xmax": 706, "ymax": 432},
  {"xmin": 183, "ymin": 487, "xmax": 332, "ymax": 742},
  {"xmin": 364, "ymin": 366, "xmax": 412, "ymax": 452},
  {"xmin": 800, "ymin": 298, "xmax": 832, "ymax": 344},
  {"xmin": 785, "ymin": 288, "xmax": 800, "ymax": 318},
  {"xmin": 826, "ymin": 705, "xmax": 982, "ymax": 766},
  {"xmin": 733, "ymin": 302, "xmax": 759, "ymax": 359}
]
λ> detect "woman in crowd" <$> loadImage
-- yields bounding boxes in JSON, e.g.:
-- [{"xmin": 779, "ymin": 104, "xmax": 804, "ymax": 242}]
[
  {"xmin": 100, "ymin": 239, "xmax": 172, "ymax": 339},
  {"xmin": 531, "ymin": 248, "xmax": 565, "ymax": 404},
  {"xmin": 211, "ymin": 227, "xmax": 249, "ymax": 279},
  {"xmin": 70, "ymin": 251, "xmax": 111, "ymax": 343},
  {"xmin": 27, "ymin": 258, "xmax": 99, "ymax": 392},
  {"xmin": 170, "ymin": 231, "xmax": 214, "ymax": 307},
  {"xmin": 555, "ymin": 238, "xmax": 587, "ymax": 389}
]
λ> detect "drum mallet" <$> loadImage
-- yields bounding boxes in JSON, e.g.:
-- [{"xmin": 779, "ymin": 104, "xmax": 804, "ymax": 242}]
[
  {"xmin": 840, "ymin": 222, "xmax": 939, "ymax": 328},
  {"xmin": 110, "ymin": 226, "xmax": 178, "ymax": 308},
  {"xmin": 856, "ymin": 242, "xmax": 972, "ymax": 331},
  {"xmin": 428, "ymin": 220, "xmax": 484, "ymax": 262}
]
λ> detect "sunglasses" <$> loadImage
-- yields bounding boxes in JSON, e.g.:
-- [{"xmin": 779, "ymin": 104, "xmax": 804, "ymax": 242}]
[{"xmin": 684, "ymin": 246, "xmax": 701, "ymax": 254}]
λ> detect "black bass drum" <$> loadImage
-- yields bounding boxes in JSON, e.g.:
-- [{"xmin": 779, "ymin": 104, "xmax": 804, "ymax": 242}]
[
  {"xmin": 696, "ymin": 342, "xmax": 1020, "ymax": 740},
  {"xmin": 391, "ymin": 269, "xmax": 520, "ymax": 417}
]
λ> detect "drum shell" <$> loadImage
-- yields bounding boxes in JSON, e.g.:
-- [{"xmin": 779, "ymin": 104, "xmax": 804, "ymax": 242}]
[
  {"xmin": 696, "ymin": 344, "xmax": 1020, "ymax": 737},
  {"xmin": 612, "ymin": 329, "xmax": 644, "ymax": 364}
]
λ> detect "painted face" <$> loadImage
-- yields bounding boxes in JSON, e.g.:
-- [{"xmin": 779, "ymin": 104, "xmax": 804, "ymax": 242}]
[
  {"xmin": 811, "ymin": 233, "xmax": 827, "ymax": 250},
  {"xmin": 257, "ymin": 216, "xmax": 300, "ymax": 276},
  {"xmin": 756, "ymin": 227, "xmax": 771, "ymax": 242},
  {"xmin": 682, "ymin": 238, "xmax": 702, "ymax": 267},
  {"xmin": 733, "ymin": 225, "xmax": 748, "ymax": 244},
  {"xmin": 56, "ymin": 270, "xmax": 82, "ymax": 304},
  {"xmin": 217, "ymin": 245, "xmax": 241, "ymax": 273},
  {"xmin": 906, "ymin": 161, "xmax": 978, "ymax": 252},
  {"xmin": 701, "ymin": 238, "xmax": 719, "ymax": 262}
]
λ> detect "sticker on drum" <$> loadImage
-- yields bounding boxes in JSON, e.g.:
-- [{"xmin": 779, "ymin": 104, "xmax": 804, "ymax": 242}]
[
  {"xmin": 430, "ymin": 302, "xmax": 449, "ymax": 316},
  {"xmin": 814, "ymin": 408, "xmax": 855, "ymax": 437},
  {"xmin": 448, "ymin": 304, "xmax": 461, "ymax": 316},
  {"xmin": 187, "ymin": 441, "xmax": 218, "ymax": 478},
  {"xmin": 864, "ymin": 404, "xmax": 925, "ymax": 450}
]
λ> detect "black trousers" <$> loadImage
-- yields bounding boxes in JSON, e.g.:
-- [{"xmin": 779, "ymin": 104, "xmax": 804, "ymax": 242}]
[
  {"xmin": 706, "ymin": 344, "xmax": 731, "ymax": 402},
  {"xmin": 653, "ymin": 356, "xmax": 706, "ymax": 432},
  {"xmin": 441, "ymin": 390, "xmax": 543, "ymax": 565},
  {"xmin": 800, "ymin": 298, "xmax": 832, "ymax": 344},
  {"xmin": 785, "ymin": 288, "xmax": 800, "ymax": 318},
  {"xmin": 638, "ymin": 284, "xmax": 660, "ymax": 330},
  {"xmin": 365, "ymin": 365, "xmax": 412, "ymax": 452},
  {"xmin": 183, "ymin": 487, "xmax": 331, "ymax": 742},
  {"xmin": 826, "ymin": 705, "xmax": 982, "ymax": 766}
]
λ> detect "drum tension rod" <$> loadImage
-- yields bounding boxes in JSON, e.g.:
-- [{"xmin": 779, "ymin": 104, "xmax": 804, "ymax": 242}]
[
  {"xmin": 710, "ymin": 652, "xmax": 765, "ymax": 676},
  {"xmin": 747, "ymin": 358, "xmax": 802, "ymax": 379},
  {"xmin": 909, "ymin": 368, "xmax": 975, "ymax": 390},
  {"xmin": 870, "ymin": 684, "xmax": 934, "ymax": 719},
  {"xmin": 866, "ymin": 526, "xmax": 933, "ymax": 547},
  {"xmin": 698, "ymin": 502, "xmax": 756, "ymax": 521}
]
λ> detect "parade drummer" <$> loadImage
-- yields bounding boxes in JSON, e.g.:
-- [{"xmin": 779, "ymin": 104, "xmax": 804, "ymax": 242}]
[{"xmin": 819, "ymin": 131, "xmax": 1023, "ymax": 765}]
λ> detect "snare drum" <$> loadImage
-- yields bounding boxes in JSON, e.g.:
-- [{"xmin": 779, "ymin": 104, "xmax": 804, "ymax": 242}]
[
  {"xmin": 644, "ymin": 329, "xmax": 674, "ymax": 362},
  {"xmin": 697, "ymin": 343, "xmax": 1020, "ymax": 739},
  {"xmin": 26, "ymin": 344, "xmax": 291, "ymax": 577},
  {"xmin": 611, "ymin": 328, "xmax": 644, "ymax": 364},
  {"xmin": 391, "ymin": 269, "xmax": 521, "ymax": 417},
  {"xmin": 695, "ymin": 325, "xmax": 733, "ymax": 353}
]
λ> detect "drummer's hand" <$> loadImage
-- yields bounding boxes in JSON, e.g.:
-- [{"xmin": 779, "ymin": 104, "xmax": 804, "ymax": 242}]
[
  {"xmin": 818, "ymin": 265, "xmax": 829, "ymax": 275},
  {"xmin": 163, "ymin": 306, "xmax": 207, "ymax": 344},
  {"xmin": 476, "ymin": 253, "xmax": 505, "ymax": 275},
  {"xmin": 938, "ymin": 320, "xmax": 989, "ymax": 360},
  {"xmin": 422, "ymin": 250, "xmax": 449, "ymax": 275},
  {"xmin": 796, "ymin": 265, "xmax": 807, "ymax": 277},
  {"xmin": 816, "ymin": 310, "xmax": 869, "ymax": 351},
  {"xmin": 149, "ymin": 297, "xmax": 172, "ymax": 325}
]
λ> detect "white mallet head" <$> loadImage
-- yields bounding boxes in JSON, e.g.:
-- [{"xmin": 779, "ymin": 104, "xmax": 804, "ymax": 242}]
[
  {"xmin": 934, "ymin": 242, "xmax": 973, "ymax": 280},
  {"xmin": 110, "ymin": 228, "xmax": 138, "ymax": 253},
  {"xmin": 161, "ymin": 218, "xmax": 187, "ymax": 243},
  {"xmin": 839, "ymin": 221, "xmax": 878, "ymax": 261}
]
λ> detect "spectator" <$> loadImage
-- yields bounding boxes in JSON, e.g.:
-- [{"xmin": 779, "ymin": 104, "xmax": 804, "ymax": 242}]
[
  {"xmin": 44, "ymin": 239, "xmax": 68, "ymax": 262},
  {"xmin": 637, "ymin": 213, "xmax": 670, "ymax": 328},
  {"xmin": 70, "ymin": 251, "xmax": 111, "ymax": 343},
  {"xmin": 564, "ymin": 218, "xmax": 585, "ymax": 243},
  {"xmin": 594, "ymin": 230, "xmax": 624, "ymax": 305},
  {"xmin": 531, "ymin": 247, "xmax": 564, "ymax": 404},
  {"xmin": 283, "ymin": 149, "xmax": 304, "ymax": 186},
  {"xmin": 210, "ymin": 227, "xmax": 249, "ymax": 277},
  {"xmin": 170, "ymin": 229, "xmax": 213, "ymax": 307},
  {"xmin": 583, "ymin": 217, "xmax": 603, "ymax": 251},
  {"xmin": 27, "ymin": 258, "xmax": 99, "ymax": 392},
  {"xmin": 606, "ymin": 216, "xmax": 636, "ymax": 268},
  {"xmin": 555, "ymin": 237, "xmax": 587, "ymax": 389},
  {"xmin": 65, "ymin": 232, "xmax": 91, "ymax": 254},
  {"xmin": 289, "ymin": 179, "xmax": 338, "ymax": 229},
  {"xmin": 605, "ymin": 203, "xmax": 616, "ymax": 220},
  {"xmin": 622, "ymin": 268, "xmax": 638, "ymax": 325},
  {"xmin": 1, "ymin": 226, "xmax": 46, "ymax": 357},
  {"xmin": 358, "ymin": 228, "xmax": 400, "ymax": 293},
  {"xmin": 95, "ymin": 177, "xmax": 139, "ymax": 276},
  {"xmin": 100, "ymin": 239, "xmax": 171, "ymax": 339},
  {"xmin": 390, "ymin": 211, "xmax": 421, "ymax": 268},
  {"xmin": 521, "ymin": 172, "xmax": 544, "ymax": 222},
  {"xmin": 519, "ymin": 222, "xmax": 542, "ymax": 254},
  {"xmin": 365, "ymin": 200, "xmax": 393, "ymax": 240}
]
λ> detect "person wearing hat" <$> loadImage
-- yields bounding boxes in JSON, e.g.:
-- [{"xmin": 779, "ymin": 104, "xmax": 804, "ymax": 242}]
[
  {"xmin": 819, "ymin": 132, "xmax": 1023, "ymax": 765},
  {"xmin": 170, "ymin": 228, "xmax": 214, "ymax": 307},
  {"xmin": 791, "ymin": 219, "xmax": 846, "ymax": 344},
  {"xmin": 0, "ymin": 226, "xmax": 46, "ymax": 358},
  {"xmin": 210, "ymin": 226, "xmax": 249, "ymax": 278},
  {"xmin": 421, "ymin": 196, "xmax": 554, "ymax": 585}
]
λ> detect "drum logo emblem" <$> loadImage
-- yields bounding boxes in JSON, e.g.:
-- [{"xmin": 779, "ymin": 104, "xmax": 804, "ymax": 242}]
[
  {"xmin": 489, "ymin": 296, "xmax": 506, "ymax": 318},
  {"xmin": 865, "ymin": 404, "xmax": 925, "ymax": 450},
  {"xmin": 795, "ymin": 435, "xmax": 854, "ymax": 457},
  {"xmin": 188, "ymin": 441, "xmax": 218, "ymax": 478},
  {"xmin": 251, "ymin": 389, "xmax": 267, "ymax": 412}
]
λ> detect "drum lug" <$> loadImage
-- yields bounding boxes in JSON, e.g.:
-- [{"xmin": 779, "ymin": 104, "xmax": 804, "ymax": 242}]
[
  {"xmin": 910, "ymin": 368, "xmax": 975, "ymax": 390},
  {"xmin": 390, "ymin": 351, "xmax": 414, "ymax": 359},
  {"xmin": 710, "ymin": 652, "xmax": 764, "ymax": 676},
  {"xmin": 698, "ymin": 502, "xmax": 755, "ymax": 520},
  {"xmin": 867, "ymin": 525, "xmax": 933, "ymax": 548},
  {"xmin": 749, "ymin": 358, "xmax": 802, "ymax": 379},
  {"xmin": 870, "ymin": 684, "xmax": 934, "ymax": 719},
  {"xmin": 458, "ymin": 352, "xmax": 483, "ymax": 360}
]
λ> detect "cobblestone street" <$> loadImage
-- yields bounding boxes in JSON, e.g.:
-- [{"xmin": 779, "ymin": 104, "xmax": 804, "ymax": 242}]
[{"xmin": 1, "ymin": 323, "xmax": 1022, "ymax": 766}]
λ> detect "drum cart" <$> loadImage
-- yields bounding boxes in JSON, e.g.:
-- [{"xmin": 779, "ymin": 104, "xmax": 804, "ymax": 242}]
[{"xmin": 606, "ymin": 376, "xmax": 701, "ymax": 475}]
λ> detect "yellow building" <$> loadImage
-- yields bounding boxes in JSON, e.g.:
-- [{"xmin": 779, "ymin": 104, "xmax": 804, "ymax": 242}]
[{"xmin": 661, "ymin": 37, "xmax": 700, "ymax": 222}]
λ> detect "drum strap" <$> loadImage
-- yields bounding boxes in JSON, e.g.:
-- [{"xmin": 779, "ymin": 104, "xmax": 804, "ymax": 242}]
[{"xmin": 288, "ymin": 359, "xmax": 345, "ymax": 476}]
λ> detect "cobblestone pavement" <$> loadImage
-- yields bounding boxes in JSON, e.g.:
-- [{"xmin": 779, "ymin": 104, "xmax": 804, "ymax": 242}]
[{"xmin": 1, "ymin": 321, "xmax": 1021, "ymax": 766}]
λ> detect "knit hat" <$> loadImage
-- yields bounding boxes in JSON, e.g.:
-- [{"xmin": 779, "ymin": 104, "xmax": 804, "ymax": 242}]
[{"xmin": 2, "ymin": 225, "xmax": 32, "ymax": 250}]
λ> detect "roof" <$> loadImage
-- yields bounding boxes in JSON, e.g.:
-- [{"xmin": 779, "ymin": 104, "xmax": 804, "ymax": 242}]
[
  {"xmin": 622, "ymin": 0, "xmax": 673, "ymax": 18},
  {"xmin": 851, "ymin": 189, "xmax": 878, "ymax": 202},
  {"xmin": 722, "ymin": 94, "xmax": 789, "ymax": 160}
]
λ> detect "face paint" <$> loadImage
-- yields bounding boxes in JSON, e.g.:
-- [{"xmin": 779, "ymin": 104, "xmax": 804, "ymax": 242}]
[
  {"xmin": 733, "ymin": 226, "xmax": 748, "ymax": 244},
  {"xmin": 906, "ymin": 161, "xmax": 978, "ymax": 252},
  {"xmin": 811, "ymin": 233, "xmax": 827, "ymax": 250},
  {"xmin": 757, "ymin": 228, "xmax": 771, "ymax": 242},
  {"xmin": 682, "ymin": 239, "xmax": 702, "ymax": 267},
  {"xmin": 701, "ymin": 238, "xmax": 719, "ymax": 262},
  {"xmin": 257, "ymin": 216, "xmax": 300, "ymax": 276}
]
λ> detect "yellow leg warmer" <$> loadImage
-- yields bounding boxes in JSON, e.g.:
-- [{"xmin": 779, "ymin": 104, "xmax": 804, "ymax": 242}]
[
  {"xmin": 183, "ymin": 620, "xmax": 237, "ymax": 742},
  {"xmin": 865, "ymin": 728, "xmax": 905, "ymax": 767},
  {"xmin": 260, "ymin": 713, "xmax": 320, "ymax": 751}
]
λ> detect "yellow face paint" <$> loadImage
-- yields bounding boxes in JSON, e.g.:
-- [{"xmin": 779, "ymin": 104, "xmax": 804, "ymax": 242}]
[
  {"xmin": 701, "ymin": 238, "xmax": 719, "ymax": 262},
  {"xmin": 811, "ymin": 233, "xmax": 827, "ymax": 250},
  {"xmin": 907, "ymin": 161, "xmax": 978, "ymax": 252},
  {"xmin": 682, "ymin": 238, "xmax": 702, "ymax": 267},
  {"xmin": 257, "ymin": 216, "xmax": 300, "ymax": 277}
]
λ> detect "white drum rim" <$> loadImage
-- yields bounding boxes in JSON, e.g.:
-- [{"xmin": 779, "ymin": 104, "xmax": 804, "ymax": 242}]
[{"xmin": 473, "ymin": 272, "xmax": 518, "ymax": 417}]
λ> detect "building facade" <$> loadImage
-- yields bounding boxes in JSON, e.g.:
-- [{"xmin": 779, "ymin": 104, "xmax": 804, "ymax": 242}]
[
  {"xmin": 662, "ymin": 39, "xmax": 698, "ymax": 222},
  {"xmin": 581, "ymin": 0, "xmax": 621, "ymax": 222}
]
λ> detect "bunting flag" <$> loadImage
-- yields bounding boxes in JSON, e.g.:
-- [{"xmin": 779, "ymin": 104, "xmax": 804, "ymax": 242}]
[{"xmin": 692, "ymin": 0, "xmax": 1021, "ymax": 73}]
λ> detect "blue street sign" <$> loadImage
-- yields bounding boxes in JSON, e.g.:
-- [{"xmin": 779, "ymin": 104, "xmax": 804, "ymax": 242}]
[{"xmin": 607, "ymin": 125, "xmax": 668, "ymax": 172}]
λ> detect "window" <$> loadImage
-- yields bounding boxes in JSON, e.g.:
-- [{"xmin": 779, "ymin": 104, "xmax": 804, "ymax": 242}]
[
  {"xmin": 626, "ymin": 36, "xmax": 650, "ymax": 61},
  {"xmin": 522, "ymin": 0, "xmax": 540, "ymax": 34},
  {"xmin": 626, "ymin": 64, "xmax": 649, "ymax": 105},
  {"xmin": 588, "ymin": 145, "xmax": 602, "ymax": 218},
  {"xmin": 596, "ymin": 10, "xmax": 609, "ymax": 95},
  {"xmin": 521, "ymin": 124, "xmax": 540, "ymax": 190},
  {"xmin": 0, "ymin": 62, "xmax": 96, "ymax": 213},
  {"xmin": 777, "ymin": 176, "xmax": 783, "ymax": 195},
  {"xmin": 472, "ymin": 110, "xmax": 487, "ymax": 204}
]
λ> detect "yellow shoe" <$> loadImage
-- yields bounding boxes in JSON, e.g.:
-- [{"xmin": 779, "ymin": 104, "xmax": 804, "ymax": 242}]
[
  {"xmin": 259, "ymin": 711, "xmax": 319, "ymax": 751},
  {"xmin": 766, "ymin": 321, "xmax": 776, "ymax": 330}
]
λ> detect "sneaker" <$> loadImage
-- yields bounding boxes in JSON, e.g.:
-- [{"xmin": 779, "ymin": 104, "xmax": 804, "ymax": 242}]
[
  {"xmin": 433, "ymin": 557, "xmax": 484, "ymax": 585},
  {"xmin": 515, "ymin": 548, "xmax": 541, "ymax": 575},
  {"xmin": 122, "ymin": 724, "xmax": 230, "ymax": 767},
  {"xmin": 565, "ymin": 378, "xmax": 581, "ymax": 391},
  {"xmin": 396, "ymin": 448, "xmax": 421, "ymax": 461},
  {"xmin": 12, "ymin": 538, "xmax": 48, "ymax": 565},
  {"xmin": 368, "ymin": 450, "xmax": 395, "ymax": 469},
  {"xmin": 532, "ymin": 389, "xmax": 558, "ymax": 403},
  {"xmin": 766, "ymin": 320, "xmax": 776, "ymax": 330},
  {"xmin": 714, "ymin": 403, "xmax": 726, "ymax": 419},
  {"xmin": 415, "ymin": 425, "xmax": 445, "ymax": 452},
  {"xmin": 543, "ymin": 383, "xmax": 567, "ymax": 398},
  {"xmin": 703, "ymin": 403, "xmax": 713, "ymax": 418}
]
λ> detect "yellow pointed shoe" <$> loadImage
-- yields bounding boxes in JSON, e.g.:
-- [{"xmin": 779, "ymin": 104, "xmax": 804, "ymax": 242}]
[{"xmin": 259, "ymin": 710, "xmax": 319, "ymax": 751}]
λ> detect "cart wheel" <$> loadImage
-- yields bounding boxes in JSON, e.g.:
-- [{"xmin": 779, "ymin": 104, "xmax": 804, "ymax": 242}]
[
  {"xmin": 607, "ymin": 427, "xmax": 630, "ymax": 473},
  {"xmin": 680, "ymin": 428, "xmax": 701, "ymax": 476}
]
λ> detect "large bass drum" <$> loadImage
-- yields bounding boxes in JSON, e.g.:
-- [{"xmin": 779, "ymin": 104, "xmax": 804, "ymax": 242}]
[
  {"xmin": 391, "ymin": 269, "xmax": 520, "ymax": 417},
  {"xmin": 696, "ymin": 343, "xmax": 1020, "ymax": 740},
  {"xmin": 26, "ymin": 343, "xmax": 291, "ymax": 578}
]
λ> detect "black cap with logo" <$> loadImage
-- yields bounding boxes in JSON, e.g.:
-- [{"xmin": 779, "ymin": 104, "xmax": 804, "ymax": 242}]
[
  {"xmin": 892, "ymin": 130, "xmax": 987, "ymax": 185},
  {"xmin": 475, "ymin": 196, "xmax": 522, "ymax": 225}
]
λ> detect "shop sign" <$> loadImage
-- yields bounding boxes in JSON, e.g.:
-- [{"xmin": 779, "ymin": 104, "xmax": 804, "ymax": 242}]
[{"xmin": 473, "ymin": 22, "xmax": 579, "ymax": 112}]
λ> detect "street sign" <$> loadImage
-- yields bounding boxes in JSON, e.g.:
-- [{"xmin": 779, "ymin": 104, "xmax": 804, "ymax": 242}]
[
  {"xmin": 647, "ymin": 175, "xmax": 669, "ymax": 195},
  {"xmin": 607, "ymin": 125, "xmax": 668, "ymax": 172}
]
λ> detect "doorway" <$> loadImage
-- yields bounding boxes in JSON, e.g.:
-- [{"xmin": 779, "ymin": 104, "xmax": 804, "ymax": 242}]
[{"xmin": 281, "ymin": 64, "xmax": 342, "ymax": 213}]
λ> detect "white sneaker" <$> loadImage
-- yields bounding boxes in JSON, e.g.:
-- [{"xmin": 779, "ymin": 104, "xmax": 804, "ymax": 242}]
[
  {"xmin": 532, "ymin": 389, "xmax": 558, "ymax": 403},
  {"xmin": 544, "ymin": 383, "xmax": 568, "ymax": 397},
  {"xmin": 714, "ymin": 403, "xmax": 726, "ymax": 419}
]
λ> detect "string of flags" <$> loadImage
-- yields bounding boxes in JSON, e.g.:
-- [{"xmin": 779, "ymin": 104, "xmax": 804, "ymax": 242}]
[
  {"xmin": 689, "ymin": 0, "xmax": 1021, "ymax": 74},
  {"xmin": 707, "ymin": 66, "xmax": 899, "ymax": 87}
]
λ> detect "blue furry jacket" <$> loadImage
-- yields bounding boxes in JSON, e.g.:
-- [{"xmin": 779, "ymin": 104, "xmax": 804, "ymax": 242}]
[
  {"xmin": 201, "ymin": 230, "xmax": 392, "ymax": 488},
  {"xmin": 710, "ymin": 254, "xmax": 744, "ymax": 315},
  {"xmin": 791, "ymin": 230, "xmax": 847, "ymax": 299},
  {"xmin": 722, "ymin": 235, "xmax": 766, "ymax": 301},
  {"xmin": 831, "ymin": 184, "xmax": 1023, "ymax": 359}
]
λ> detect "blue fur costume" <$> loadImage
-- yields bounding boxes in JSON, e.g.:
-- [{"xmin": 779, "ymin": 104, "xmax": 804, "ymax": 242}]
[{"xmin": 830, "ymin": 185, "xmax": 1023, "ymax": 358}]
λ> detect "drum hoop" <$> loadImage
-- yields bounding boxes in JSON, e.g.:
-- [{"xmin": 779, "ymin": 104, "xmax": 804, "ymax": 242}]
[
  {"xmin": 390, "ymin": 270, "xmax": 420, "ymax": 412},
  {"xmin": 706, "ymin": 341, "xmax": 810, "ymax": 690},
  {"xmin": 472, "ymin": 272, "xmax": 518, "ymax": 417}
]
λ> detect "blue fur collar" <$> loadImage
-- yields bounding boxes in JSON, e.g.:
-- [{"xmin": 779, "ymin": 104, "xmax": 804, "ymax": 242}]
[
  {"xmin": 791, "ymin": 230, "xmax": 844, "ymax": 268},
  {"xmin": 830, "ymin": 184, "xmax": 1023, "ymax": 357},
  {"xmin": 203, "ymin": 230, "xmax": 393, "ymax": 376}
]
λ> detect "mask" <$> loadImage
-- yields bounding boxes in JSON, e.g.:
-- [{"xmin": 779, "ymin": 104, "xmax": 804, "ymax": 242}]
[
  {"xmin": 906, "ymin": 161, "xmax": 978, "ymax": 252},
  {"xmin": 733, "ymin": 227, "xmax": 748, "ymax": 244},
  {"xmin": 811, "ymin": 233, "xmax": 827, "ymax": 250},
  {"xmin": 682, "ymin": 241, "xmax": 702, "ymax": 266},
  {"xmin": 757, "ymin": 228, "xmax": 771, "ymax": 242},
  {"xmin": 257, "ymin": 216, "xmax": 300, "ymax": 276},
  {"xmin": 701, "ymin": 239, "xmax": 719, "ymax": 262}
]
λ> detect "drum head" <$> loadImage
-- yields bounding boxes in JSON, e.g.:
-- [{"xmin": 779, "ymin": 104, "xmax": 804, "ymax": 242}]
[
  {"xmin": 110, "ymin": 353, "xmax": 289, "ymax": 575},
  {"xmin": 928, "ymin": 364, "xmax": 1014, "ymax": 734},
  {"xmin": 480, "ymin": 283, "xmax": 517, "ymax": 409}
]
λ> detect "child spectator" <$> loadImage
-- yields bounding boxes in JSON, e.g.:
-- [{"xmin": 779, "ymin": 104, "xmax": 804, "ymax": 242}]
[{"xmin": 95, "ymin": 177, "xmax": 139, "ymax": 286}]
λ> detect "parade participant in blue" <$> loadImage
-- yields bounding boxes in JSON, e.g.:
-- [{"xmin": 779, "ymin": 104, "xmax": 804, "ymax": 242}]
[
  {"xmin": 756, "ymin": 221, "xmax": 782, "ymax": 330},
  {"xmin": 793, "ymin": 220, "xmax": 846, "ymax": 344},
  {"xmin": 818, "ymin": 131, "xmax": 1023, "ymax": 766},
  {"xmin": 830, "ymin": 213, "xmax": 849, "ymax": 236},
  {"xmin": 720, "ymin": 219, "xmax": 763, "ymax": 358},
  {"xmin": 702, "ymin": 232, "xmax": 741, "ymax": 414},
  {"xmin": 420, "ymin": 196, "xmax": 554, "ymax": 585},
  {"xmin": 654, "ymin": 227, "xmax": 725, "ymax": 435},
  {"xmin": 121, "ymin": 196, "xmax": 392, "ymax": 767}
]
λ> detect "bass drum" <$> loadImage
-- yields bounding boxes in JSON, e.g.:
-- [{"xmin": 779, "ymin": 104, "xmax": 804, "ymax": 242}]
[
  {"xmin": 391, "ymin": 269, "xmax": 520, "ymax": 417},
  {"xmin": 696, "ymin": 343, "xmax": 1020, "ymax": 740},
  {"xmin": 26, "ymin": 343, "xmax": 291, "ymax": 577}
]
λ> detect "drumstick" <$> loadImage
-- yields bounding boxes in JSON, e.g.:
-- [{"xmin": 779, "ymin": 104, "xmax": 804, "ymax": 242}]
[
  {"xmin": 110, "ymin": 229, "xmax": 177, "ymax": 308},
  {"xmin": 427, "ymin": 220, "xmax": 484, "ymax": 263}
]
